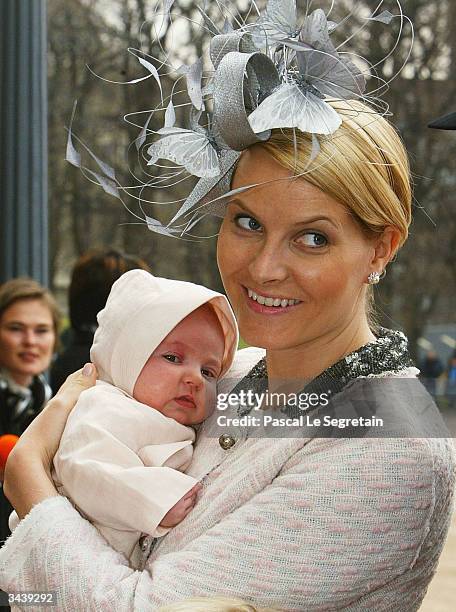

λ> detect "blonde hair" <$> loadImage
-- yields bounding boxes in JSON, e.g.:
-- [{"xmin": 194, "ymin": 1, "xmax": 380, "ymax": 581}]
[
  {"xmin": 0, "ymin": 277, "xmax": 61, "ymax": 342},
  {"xmin": 157, "ymin": 596, "xmax": 281, "ymax": 612},
  {"xmin": 261, "ymin": 99, "xmax": 412, "ymax": 251}
]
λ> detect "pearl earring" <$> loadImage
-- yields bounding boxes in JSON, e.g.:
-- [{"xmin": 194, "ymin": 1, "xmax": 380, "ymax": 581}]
[{"xmin": 367, "ymin": 272, "xmax": 381, "ymax": 285}]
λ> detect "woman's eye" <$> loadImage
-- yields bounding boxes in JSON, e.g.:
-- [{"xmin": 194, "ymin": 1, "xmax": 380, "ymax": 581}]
[
  {"xmin": 296, "ymin": 232, "xmax": 328, "ymax": 248},
  {"xmin": 163, "ymin": 354, "xmax": 180, "ymax": 363},
  {"xmin": 234, "ymin": 215, "xmax": 262, "ymax": 232}
]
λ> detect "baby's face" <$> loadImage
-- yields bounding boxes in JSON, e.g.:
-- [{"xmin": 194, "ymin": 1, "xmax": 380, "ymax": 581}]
[{"xmin": 133, "ymin": 305, "xmax": 225, "ymax": 426}]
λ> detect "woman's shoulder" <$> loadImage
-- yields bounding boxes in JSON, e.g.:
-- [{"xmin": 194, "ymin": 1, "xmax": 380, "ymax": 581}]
[{"xmin": 330, "ymin": 371, "xmax": 450, "ymax": 439}]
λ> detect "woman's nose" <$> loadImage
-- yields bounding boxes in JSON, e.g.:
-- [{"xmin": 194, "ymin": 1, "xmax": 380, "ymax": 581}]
[
  {"xmin": 248, "ymin": 240, "xmax": 288, "ymax": 285},
  {"xmin": 22, "ymin": 330, "xmax": 37, "ymax": 345}
]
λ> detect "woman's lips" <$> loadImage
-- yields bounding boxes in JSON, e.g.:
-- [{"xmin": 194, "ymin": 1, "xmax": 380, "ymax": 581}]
[
  {"xmin": 242, "ymin": 287, "xmax": 302, "ymax": 315},
  {"xmin": 18, "ymin": 352, "xmax": 39, "ymax": 363},
  {"xmin": 174, "ymin": 396, "xmax": 196, "ymax": 409}
]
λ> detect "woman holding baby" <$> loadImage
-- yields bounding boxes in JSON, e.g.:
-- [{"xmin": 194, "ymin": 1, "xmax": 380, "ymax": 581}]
[{"xmin": 0, "ymin": 2, "xmax": 455, "ymax": 610}]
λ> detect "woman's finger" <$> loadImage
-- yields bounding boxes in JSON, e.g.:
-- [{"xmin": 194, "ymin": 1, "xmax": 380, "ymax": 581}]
[{"xmin": 54, "ymin": 364, "xmax": 97, "ymax": 407}]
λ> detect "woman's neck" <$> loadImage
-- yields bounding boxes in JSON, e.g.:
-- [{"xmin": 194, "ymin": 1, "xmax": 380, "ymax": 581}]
[
  {"xmin": 266, "ymin": 318, "xmax": 376, "ymax": 385},
  {"xmin": 13, "ymin": 374, "xmax": 33, "ymax": 389},
  {"xmin": 0, "ymin": 368, "xmax": 33, "ymax": 390}
]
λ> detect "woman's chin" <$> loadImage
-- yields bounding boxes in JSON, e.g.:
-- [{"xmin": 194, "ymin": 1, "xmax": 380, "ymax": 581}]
[
  {"xmin": 235, "ymin": 306, "xmax": 302, "ymax": 352},
  {"xmin": 239, "ymin": 327, "xmax": 292, "ymax": 352},
  {"xmin": 10, "ymin": 362, "xmax": 48, "ymax": 384}
]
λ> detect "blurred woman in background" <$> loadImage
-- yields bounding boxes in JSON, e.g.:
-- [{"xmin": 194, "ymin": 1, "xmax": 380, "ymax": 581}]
[{"xmin": 0, "ymin": 278, "xmax": 60, "ymax": 542}]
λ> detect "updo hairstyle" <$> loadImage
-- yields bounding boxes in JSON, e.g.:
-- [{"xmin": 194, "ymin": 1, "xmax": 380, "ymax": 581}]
[{"xmin": 261, "ymin": 99, "xmax": 412, "ymax": 253}]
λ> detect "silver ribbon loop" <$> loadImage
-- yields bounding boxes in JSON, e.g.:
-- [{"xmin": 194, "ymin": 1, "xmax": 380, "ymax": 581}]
[
  {"xmin": 210, "ymin": 31, "xmax": 256, "ymax": 69},
  {"xmin": 213, "ymin": 51, "xmax": 280, "ymax": 151}
]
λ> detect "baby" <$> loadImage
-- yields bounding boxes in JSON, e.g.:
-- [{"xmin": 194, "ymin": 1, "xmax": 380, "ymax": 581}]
[{"xmin": 40, "ymin": 271, "xmax": 237, "ymax": 565}]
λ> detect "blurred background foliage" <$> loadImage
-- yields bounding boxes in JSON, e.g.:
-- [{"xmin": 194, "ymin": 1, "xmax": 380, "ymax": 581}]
[{"xmin": 47, "ymin": 0, "xmax": 456, "ymax": 359}]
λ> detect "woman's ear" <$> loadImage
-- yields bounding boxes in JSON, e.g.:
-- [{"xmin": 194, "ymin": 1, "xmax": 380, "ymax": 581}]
[{"xmin": 370, "ymin": 226, "xmax": 401, "ymax": 272}]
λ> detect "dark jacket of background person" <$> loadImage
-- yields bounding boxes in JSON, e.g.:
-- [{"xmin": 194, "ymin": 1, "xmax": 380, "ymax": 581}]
[
  {"xmin": 0, "ymin": 371, "xmax": 51, "ymax": 544},
  {"xmin": 446, "ymin": 356, "xmax": 456, "ymax": 408},
  {"xmin": 420, "ymin": 350, "xmax": 444, "ymax": 396},
  {"xmin": 50, "ymin": 249, "xmax": 150, "ymax": 394}
]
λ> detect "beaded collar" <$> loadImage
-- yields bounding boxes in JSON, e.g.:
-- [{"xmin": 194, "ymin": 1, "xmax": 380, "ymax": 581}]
[{"xmin": 237, "ymin": 327, "xmax": 414, "ymax": 417}]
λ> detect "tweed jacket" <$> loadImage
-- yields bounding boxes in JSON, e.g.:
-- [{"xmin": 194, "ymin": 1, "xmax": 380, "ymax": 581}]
[{"xmin": 0, "ymin": 344, "xmax": 454, "ymax": 612}]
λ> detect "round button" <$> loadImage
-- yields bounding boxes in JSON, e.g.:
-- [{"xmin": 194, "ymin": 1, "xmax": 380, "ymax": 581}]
[{"xmin": 219, "ymin": 434, "xmax": 236, "ymax": 450}]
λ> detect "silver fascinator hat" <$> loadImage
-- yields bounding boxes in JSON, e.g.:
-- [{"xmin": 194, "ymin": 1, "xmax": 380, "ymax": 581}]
[{"xmin": 66, "ymin": 0, "xmax": 412, "ymax": 238}]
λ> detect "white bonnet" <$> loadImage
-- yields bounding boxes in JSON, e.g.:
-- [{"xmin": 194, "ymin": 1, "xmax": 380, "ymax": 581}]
[{"xmin": 90, "ymin": 270, "xmax": 239, "ymax": 396}]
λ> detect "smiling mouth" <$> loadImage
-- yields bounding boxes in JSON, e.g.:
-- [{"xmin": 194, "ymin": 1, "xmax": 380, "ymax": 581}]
[
  {"xmin": 18, "ymin": 353, "xmax": 39, "ymax": 361},
  {"xmin": 174, "ymin": 396, "xmax": 196, "ymax": 409},
  {"xmin": 245, "ymin": 287, "xmax": 302, "ymax": 309}
]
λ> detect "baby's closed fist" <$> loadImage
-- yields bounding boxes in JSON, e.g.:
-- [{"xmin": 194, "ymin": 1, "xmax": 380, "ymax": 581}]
[{"xmin": 159, "ymin": 483, "xmax": 202, "ymax": 528}]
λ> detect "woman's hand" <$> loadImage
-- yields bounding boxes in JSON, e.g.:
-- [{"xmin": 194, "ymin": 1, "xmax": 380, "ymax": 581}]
[{"xmin": 3, "ymin": 364, "xmax": 97, "ymax": 519}]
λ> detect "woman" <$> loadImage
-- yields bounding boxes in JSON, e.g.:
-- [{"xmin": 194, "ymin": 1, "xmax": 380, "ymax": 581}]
[
  {"xmin": 0, "ymin": 278, "xmax": 59, "ymax": 542},
  {"xmin": 0, "ymin": 102, "xmax": 454, "ymax": 611}
]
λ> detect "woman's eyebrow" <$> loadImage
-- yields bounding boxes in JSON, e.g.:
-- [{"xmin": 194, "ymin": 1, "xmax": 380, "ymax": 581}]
[
  {"xmin": 295, "ymin": 216, "xmax": 340, "ymax": 229},
  {"xmin": 229, "ymin": 200, "xmax": 339, "ymax": 229},
  {"xmin": 228, "ymin": 198, "xmax": 251, "ymax": 211}
]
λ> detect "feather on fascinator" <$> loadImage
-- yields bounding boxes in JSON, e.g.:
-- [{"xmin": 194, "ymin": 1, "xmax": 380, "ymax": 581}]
[{"xmin": 66, "ymin": 0, "xmax": 412, "ymax": 238}]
